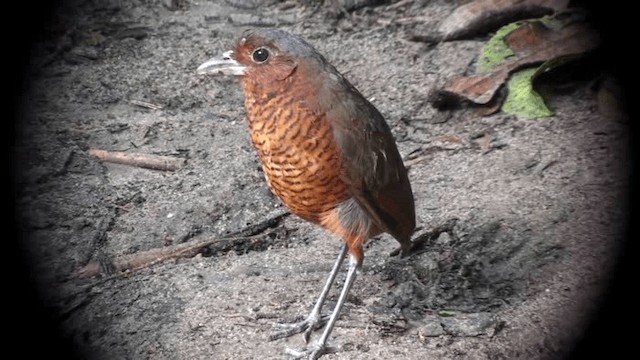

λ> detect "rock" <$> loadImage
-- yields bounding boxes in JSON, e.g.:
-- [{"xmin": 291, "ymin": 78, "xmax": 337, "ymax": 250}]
[
  {"xmin": 440, "ymin": 312, "xmax": 497, "ymax": 337},
  {"xmin": 422, "ymin": 315, "xmax": 445, "ymax": 337}
]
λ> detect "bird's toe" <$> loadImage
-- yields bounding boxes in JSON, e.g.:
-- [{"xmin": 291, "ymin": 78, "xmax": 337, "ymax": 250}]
[
  {"xmin": 285, "ymin": 343, "xmax": 337, "ymax": 360},
  {"xmin": 270, "ymin": 314, "xmax": 327, "ymax": 341}
]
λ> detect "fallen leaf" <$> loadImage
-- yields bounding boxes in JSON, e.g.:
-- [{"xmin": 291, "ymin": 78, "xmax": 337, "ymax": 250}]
[
  {"xmin": 475, "ymin": 132, "xmax": 494, "ymax": 153},
  {"xmin": 502, "ymin": 67, "xmax": 553, "ymax": 118},
  {"xmin": 475, "ymin": 96, "xmax": 503, "ymax": 116},
  {"xmin": 438, "ymin": 309, "xmax": 456, "ymax": 317},
  {"xmin": 476, "ymin": 22, "xmax": 519, "ymax": 74},
  {"xmin": 437, "ymin": 0, "xmax": 569, "ymax": 40},
  {"xmin": 433, "ymin": 12, "xmax": 600, "ymax": 107}
]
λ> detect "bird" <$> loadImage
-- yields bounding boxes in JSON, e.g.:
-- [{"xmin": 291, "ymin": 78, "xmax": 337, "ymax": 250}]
[{"xmin": 197, "ymin": 29, "xmax": 416, "ymax": 359}]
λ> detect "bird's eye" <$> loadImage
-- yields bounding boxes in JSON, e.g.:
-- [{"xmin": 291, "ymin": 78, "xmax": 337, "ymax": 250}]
[{"xmin": 251, "ymin": 48, "xmax": 270, "ymax": 63}]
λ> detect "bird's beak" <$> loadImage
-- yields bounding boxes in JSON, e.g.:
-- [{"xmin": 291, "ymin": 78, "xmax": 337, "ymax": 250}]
[{"xmin": 196, "ymin": 51, "xmax": 246, "ymax": 76}]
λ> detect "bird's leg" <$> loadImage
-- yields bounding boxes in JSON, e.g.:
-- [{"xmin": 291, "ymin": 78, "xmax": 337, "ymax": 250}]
[
  {"xmin": 270, "ymin": 244, "xmax": 348, "ymax": 341},
  {"xmin": 285, "ymin": 254, "xmax": 359, "ymax": 360}
]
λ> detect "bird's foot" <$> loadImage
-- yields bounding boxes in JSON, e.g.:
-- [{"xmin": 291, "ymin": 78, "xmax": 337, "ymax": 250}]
[
  {"xmin": 285, "ymin": 343, "xmax": 338, "ymax": 360},
  {"xmin": 270, "ymin": 313, "xmax": 329, "ymax": 342}
]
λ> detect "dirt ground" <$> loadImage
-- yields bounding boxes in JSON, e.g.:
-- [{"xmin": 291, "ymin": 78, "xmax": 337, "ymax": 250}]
[{"xmin": 14, "ymin": 0, "xmax": 631, "ymax": 359}]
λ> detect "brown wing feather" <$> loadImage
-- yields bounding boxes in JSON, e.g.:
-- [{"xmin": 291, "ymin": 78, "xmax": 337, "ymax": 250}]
[{"xmin": 327, "ymin": 83, "xmax": 416, "ymax": 244}]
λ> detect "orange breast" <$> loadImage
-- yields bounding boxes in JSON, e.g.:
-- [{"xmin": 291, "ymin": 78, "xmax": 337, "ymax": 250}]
[{"xmin": 243, "ymin": 86, "xmax": 348, "ymax": 224}]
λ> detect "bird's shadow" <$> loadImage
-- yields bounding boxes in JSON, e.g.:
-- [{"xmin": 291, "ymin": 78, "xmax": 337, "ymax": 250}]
[{"xmin": 365, "ymin": 217, "xmax": 564, "ymax": 336}]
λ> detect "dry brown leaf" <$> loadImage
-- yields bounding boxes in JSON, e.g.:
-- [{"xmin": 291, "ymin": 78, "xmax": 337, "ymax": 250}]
[
  {"xmin": 475, "ymin": 96, "xmax": 503, "ymax": 116},
  {"xmin": 436, "ymin": 16, "xmax": 600, "ymax": 105},
  {"xmin": 476, "ymin": 132, "xmax": 493, "ymax": 153},
  {"xmin": 438, "ymin": 0, "xmax": 569, "ymax": 40}
]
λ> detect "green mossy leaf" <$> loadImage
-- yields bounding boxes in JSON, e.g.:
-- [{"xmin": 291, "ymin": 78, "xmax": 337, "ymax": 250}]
[
  {"xmin": 476, "ymin": 22, "xmax": 519, "ymax": 74},
  {"xmin": 502, "ymin": 67, "xmax": 553, "ymax": 118},
  {"xmin": 438, "ymin": 309, "xmax": 456, "ymax": 317}
]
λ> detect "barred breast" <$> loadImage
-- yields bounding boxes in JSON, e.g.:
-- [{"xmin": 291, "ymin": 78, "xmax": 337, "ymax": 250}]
[{"xmin": 243, "ymin": 83, "xmax": 349, "ymax": 224}]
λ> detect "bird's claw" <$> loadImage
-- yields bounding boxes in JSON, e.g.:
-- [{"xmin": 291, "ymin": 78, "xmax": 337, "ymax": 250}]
[
  {"xmin": 269, "ymin": 314, "xmax": 329, "ymax": 341},
  {"xmin": 389, "ymin": 247, "xmax": 402, "ymax": 257},
  {"xmin": 285, "ymin": 343, "xmax": 338, "ymax": 360},
  {"xmin": 389, "ymin": 244, "xmax": 412, "ymax": 257}
]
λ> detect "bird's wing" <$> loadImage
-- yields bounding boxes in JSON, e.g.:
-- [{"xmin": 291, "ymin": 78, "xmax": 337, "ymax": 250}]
[{"xmin": 326, "ymin": 83, "xmax": 416, "ymax": 243}]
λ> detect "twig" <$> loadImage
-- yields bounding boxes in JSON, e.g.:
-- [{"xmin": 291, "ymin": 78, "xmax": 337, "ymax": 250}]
[
  {"xmin": 227, "ymin": 211, "xmax": 290, "ymax": 238},
  {"xmin": 130, "ymin": 99, "xmax": 164, "ymax": 110},
  {"xmin": 54, "ymin": 148, "xmax": 76, "ymax": 176},
  {"xmin": 385, "ymin": 0, "xmax": 414, "ymax": 10},
  {"xmin": 75, "ymin": 212, "xmax": 290, "ymax": 279},
  {"xmin": 88, "ymin": 148, "xmax": 185, "ymax": 171},
  {"xmin": 538, "ymin": 159, "xmax": 558, "ymax": 177},
  {"xmin": 75, "ymin": 233, "xmax": 260, "ymax": 278},
  {"xmin": 403, "ymin": 145, "xmax": 462, "ymax": 170},
  {"xmin": 390, "ymin": 217, "xmax": 459, "ymax": 256},
  {"xmin": 79, "ymin": 209, "xmax": 116, "ymax": 265},
  {"xmin": 409, "ymin": 217, "xmax": 460, "ymax": 251}
]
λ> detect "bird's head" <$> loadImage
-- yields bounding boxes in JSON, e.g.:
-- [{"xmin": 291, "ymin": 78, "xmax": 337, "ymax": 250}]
[{"xmin": 197, "ymin": 29, "xmax": 329, "ymax": 87}]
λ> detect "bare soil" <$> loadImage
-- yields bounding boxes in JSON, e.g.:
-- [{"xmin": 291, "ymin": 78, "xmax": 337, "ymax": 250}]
[{"xmin": 14, "ymin": 1, "xmax": 630, "ymax": 359}]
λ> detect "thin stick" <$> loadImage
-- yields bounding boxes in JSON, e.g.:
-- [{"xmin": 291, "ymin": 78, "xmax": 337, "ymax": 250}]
[
  {"xmin": 75, "ymin": 234, "xmax": 255, "ymax": 278},
  {"xmin": 88, "ymin": 148, "xmax": 185, "ymax": 171},
  {"xmin": 75, "ymin": 212, "xmax": 290, "ymax": 278},
  {"xmin": 129, "ymin": 99, "xmax": 164, "ymax": 110}
]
